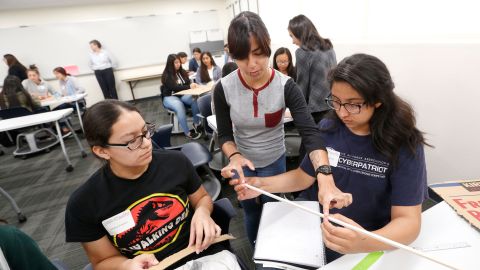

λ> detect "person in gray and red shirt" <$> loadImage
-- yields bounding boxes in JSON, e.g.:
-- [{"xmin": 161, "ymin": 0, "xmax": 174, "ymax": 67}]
[{"xmin": 214, "ymin": 11, "xmax": 352, "ymax": 246}]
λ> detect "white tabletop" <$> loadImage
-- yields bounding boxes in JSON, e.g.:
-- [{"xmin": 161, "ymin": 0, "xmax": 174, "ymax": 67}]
[
  {"xmin": 0, "ymin": 108, "xmax": 73, "ymax": 132},
  {"xmin": 323, "ymin": 202, "xmax": 479, "ymax": 270},
  {"xmin": 40, "ymin": 93, "xmax": 87, "ymax": 107}
]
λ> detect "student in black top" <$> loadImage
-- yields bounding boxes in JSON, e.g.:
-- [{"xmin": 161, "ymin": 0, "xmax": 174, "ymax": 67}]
[
  {"xmin": 0, "ymin": 75, "xmax": 40, "ymax": 112},
  {"xmin": 65, "ymin": 100, "xmax": 240, "ymax": 270},
  {"xmin": 161, "ymin": 54, "xmax": 202, "ymax": 140},
  {"xmin": 272, "ymin": 47, "xmax": 296, "ymax": 80},
  {"xmin": 3, "ymin": 54, "xmax": 27, "ymax": 81}
]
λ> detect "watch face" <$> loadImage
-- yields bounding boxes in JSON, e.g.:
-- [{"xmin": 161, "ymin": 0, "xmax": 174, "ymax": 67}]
[{"xmin": 317, "ymin": 165, "xmax": 332, "ymax": 175}]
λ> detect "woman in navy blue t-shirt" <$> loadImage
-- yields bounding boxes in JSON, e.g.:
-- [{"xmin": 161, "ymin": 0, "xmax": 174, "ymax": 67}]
[{"xmin": 231, "ymin": 53, "xmax": 430, "ymax": 262}]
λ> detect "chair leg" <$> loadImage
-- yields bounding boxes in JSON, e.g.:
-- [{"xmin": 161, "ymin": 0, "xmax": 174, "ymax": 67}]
[{"xmin": 0, "ymin": 187, "xmax": 27, "ymax": 222}]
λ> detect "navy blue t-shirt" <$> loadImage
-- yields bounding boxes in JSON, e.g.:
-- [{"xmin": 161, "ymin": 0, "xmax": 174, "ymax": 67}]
[{"xmin": 299, "ymin": 119, "xmax": 428, "ymax": 231}]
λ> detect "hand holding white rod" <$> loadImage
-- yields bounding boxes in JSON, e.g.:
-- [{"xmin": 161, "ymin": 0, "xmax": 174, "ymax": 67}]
[{"xmin": 244, "ymin": 183, "xmax": 460, "ymax": 270}]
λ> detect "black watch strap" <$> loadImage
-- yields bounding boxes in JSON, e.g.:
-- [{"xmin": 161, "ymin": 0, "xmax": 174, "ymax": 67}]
[{"xmin": 315, "ymin": 165, "xmax": 332, "ymax": 176}]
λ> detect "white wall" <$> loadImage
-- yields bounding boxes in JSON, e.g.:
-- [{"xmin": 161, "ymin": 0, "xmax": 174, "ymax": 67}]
[
  {"xmin": 257, "ymin": 0, "xmax": 480, "ymax": 183},
  {"xmin": 0, "ymin": 0, "xmax": 228, "ymax": 105}
]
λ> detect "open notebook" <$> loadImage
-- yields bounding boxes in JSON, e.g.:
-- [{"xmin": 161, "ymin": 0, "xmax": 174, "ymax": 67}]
[{"xmin": 254, "ymin": 201, "xmax": 325, "ymax": 270}]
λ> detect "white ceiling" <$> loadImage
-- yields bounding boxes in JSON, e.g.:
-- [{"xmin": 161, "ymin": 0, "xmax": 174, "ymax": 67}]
[{"xmin": 0, "ymin": 0, "xmax": 139, "ymax": 11}]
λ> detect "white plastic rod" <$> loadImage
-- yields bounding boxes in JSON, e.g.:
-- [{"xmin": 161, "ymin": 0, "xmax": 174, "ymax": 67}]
[{"xmin": 244, "ymin": 184, "xmax": 460, "ymax": 270}]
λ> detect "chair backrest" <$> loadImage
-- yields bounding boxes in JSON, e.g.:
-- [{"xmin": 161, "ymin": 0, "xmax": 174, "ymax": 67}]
[
  {"xmin": 197, "ymin": 93, "xmax": 213, "ymax": 134},
  {"xmin": 64, "ymin": 65, "xmax": 80, "ymax": 76},
  {"xmin": 0, "ymin": 107, "xmax": 34, "ymax": 120},
  {"xmin": 151, "ymin": 124, "xmax": 173, "ymax": 148},
  {"xmin": 197, "ymin": 93, "xmax": 212, "ymax": 118}
]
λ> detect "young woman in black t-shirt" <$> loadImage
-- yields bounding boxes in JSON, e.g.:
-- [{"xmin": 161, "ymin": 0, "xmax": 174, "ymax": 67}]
[{"xmin": 65, "ymin": 100, "xmax": 239, "ymax": 269}]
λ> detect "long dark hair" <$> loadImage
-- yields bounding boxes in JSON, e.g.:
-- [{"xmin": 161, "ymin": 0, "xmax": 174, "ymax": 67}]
[
  {"xmin": 161, "ymin": 54, "xmax": 188, "ymax": 85},
  {"xmin": 228, "ymin": 11, "xmax": 271, "ymax": 60},
  {"xmin": 199, "ymin": 52, "xmax": 216, "ymax": 83},
  {"xmin": 327, "ymin": 53, "xmax": 430, "ymax": 163},
  {"xmin": 288, "ymin": 15, "xmax": 332, "ymax": 51},
  {"xmin": 273, "ymin": 47, "xmax": 296, "ymax": 78},
  {"xmin": 0, "ymin": 75, "xmax": 36, "ymax": 110},
  {"xmin": 83, "ymin": 100, "xmax": 140, "ymax": 149},
  {"xmin": 3, "ymin": 54, "xmax": 27, "ymax": 70}
]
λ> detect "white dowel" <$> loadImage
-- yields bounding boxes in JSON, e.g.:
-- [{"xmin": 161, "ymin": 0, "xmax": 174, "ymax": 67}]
[{"xmin": 244, "ymin": 184, "xmax": 460, "ymax": 270}]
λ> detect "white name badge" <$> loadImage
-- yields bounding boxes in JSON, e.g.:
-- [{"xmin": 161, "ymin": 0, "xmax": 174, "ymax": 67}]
[
  {"xmin": 326, "ymin": 147, "xmax": 340, "ymax": 167},
  {"xmin": 102, "ymin": 210, "xmax": 135, "ymax": 236}
]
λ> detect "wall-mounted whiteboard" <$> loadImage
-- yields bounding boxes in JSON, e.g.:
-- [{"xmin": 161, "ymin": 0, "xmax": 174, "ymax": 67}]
[{"xmin": 0, "ymin": 10, "xmax": 221, "ymax": 77}]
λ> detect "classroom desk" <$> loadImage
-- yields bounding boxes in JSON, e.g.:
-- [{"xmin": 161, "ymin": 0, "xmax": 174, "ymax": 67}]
[
  {"xmin": 0, "ymin": 108, "xmax": 87, "ymax": 172},
  {"xmin": 323, "ymin": 202, "xmax": 479, "ymax": 270},
  {"xmin": 173, "ymin": 84, "xmax": 213, "ymax": 96},
  {"xmin": 121, "ymin": 66, "xmax": 163, "ymax": 101},
  {"xmin": 40, "ymin": 93, "xmax": 88, "ymax": 133}
]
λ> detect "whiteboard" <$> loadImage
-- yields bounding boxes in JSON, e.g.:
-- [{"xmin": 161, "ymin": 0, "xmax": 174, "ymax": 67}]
[{"xmin": 0, "ymin": 10, "xmax": 221, "ymax": 78}]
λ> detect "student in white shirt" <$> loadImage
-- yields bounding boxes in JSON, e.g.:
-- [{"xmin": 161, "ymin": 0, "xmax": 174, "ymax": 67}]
[
  {"xmin": 88, "ymin": 39, "xmax": 118, "ymax": 99},
  {"xmin": 22, "ymin": 65, "xmax": 56, "ymax": 100},
  {"xmin": 53, "ymin": 67, "xmax": 85, "ymax": 97},
  {"xmin": 195, "ymin": 52, "xmax": 222, "ymax": 85}
]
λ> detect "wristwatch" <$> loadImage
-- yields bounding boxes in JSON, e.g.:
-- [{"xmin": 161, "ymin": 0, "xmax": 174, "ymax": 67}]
[{"xmin": 315, "ymin": 165, "xmax": 332, "ymax": 176}]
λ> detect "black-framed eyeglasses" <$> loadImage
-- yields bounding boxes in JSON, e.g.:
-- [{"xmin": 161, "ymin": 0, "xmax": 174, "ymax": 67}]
[
  {"xmin": 325, "ymin": 98, "xmax": 366, "ymax": 114},
  {"xmin": 105, "ymin": 123, "xmax": 155, "ymax": 151}
]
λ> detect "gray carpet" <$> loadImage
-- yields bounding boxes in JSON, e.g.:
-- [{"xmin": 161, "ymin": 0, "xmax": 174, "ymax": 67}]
[{"xmin": 0, "ymin": 97, "xmax": 259, "ymax": 270}]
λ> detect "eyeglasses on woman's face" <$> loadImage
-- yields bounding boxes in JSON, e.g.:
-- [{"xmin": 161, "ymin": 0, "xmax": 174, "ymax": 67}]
[
  {"xmin": 105, "ymin": 123, "xmax": 155, "ymax": 151},
  {"xmin": 325, "ymin": 97, "xmax": 367, "ymax": 114}
]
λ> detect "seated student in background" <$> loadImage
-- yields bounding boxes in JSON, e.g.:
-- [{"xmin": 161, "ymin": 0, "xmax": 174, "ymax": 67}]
[
  {"xmin": 53, "ymin": 67, "xmax": 85, "ymax": 96},
  {"xmin": 195, "ymin": 52, "xmax": 222, "ymax": 85},
  {"xmin": 223, "ymin": 44, "xmax": 233, "ymax": 64},
  {"xmin": 65, "ymin": 100, "xmax": 240, "ymax": 270},
  {"xmin": 272, "ymin": 47, "xmax": 296, "ymax": 80},
  {"xmin": 0, "ymin": 75, "xmax": 40, "ymax": 112},
  {"xmin": 22, "ymin": 65, "xmax": 57, "ymax": 100},
  {"xmin": 161, "ymin": 54, "xmax": 202, "ymax": 140},
  {"xmin": 0, "ymin": 220, "xmax": 57, "ymax": 270},
  {"xmin": 177, "ymin": 51, "xmax": 190, "ymax": 72},
  {"xmin": 3, "ymin": 54, "xmax": 28, "ymax": 81},
  {"xmin": 188, "ymin": 47, "xmax": 202, "ymax": 73},
  {"xmin": 232, "ymin": 53, "xmax": 429, "ymax": 263}
]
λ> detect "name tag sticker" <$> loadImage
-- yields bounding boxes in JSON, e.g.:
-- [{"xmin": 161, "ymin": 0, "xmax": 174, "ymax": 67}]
[
  {"xmin": 102, "ymin": 210, "xmax": 135, "ymax": 236},
  {"xmin": 326, "ymin": 147, "xmax": 340, "ymax": 167}
]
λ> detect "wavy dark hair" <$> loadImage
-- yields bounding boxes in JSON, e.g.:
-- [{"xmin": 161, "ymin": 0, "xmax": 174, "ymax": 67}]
[
  {"xmin": 0, "ymin": 75, "xmax": 36, "ymax": 110},
  {"xmin": 288, "ymin": 15, "xmax": 332, "ymax": 52},
  {"xmin": 327, "ymin": 53, "xmax": 430, "ymax": 163},
  {"xmin": 199, "ymin": 52, "xmax": 216, "ymax": 83},
  {"xmin": 273, "ymin": 47, "xmax": 296, "ymax": 79},
  {"xmin": 161, "ymin": 54, "xmax": 188, "ymax": 85}
]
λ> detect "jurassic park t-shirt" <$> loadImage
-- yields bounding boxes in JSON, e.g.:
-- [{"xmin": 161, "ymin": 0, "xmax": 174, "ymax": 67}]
[{"xmin": 65, "ymin": 150, "xmax": 202, "ymax": 261}]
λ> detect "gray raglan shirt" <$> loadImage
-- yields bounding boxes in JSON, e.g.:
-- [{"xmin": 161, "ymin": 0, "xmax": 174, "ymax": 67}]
[{"xmin": 214, "ymin": 69, "xmax": 325, "ymax": 168}]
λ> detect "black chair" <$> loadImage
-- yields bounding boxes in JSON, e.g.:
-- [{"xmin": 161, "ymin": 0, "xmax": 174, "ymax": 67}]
[
  {"xmin": 152, "ymin": 124, "xmax": 221, "ymax": 201},
  {"xmin": 196, "ymin": 93, "xmax": 213, "ymax": 135}
]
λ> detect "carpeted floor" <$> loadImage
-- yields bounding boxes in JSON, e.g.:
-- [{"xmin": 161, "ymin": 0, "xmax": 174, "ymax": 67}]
[{"xmin": 0, "ymin": 97, "xmax": 267, "ymax": 270}]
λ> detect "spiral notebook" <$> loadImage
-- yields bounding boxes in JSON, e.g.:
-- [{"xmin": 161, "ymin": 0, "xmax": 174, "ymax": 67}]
[{"xmin": 254, "ymin": 201, "xmax": 325, "ymax": 270}]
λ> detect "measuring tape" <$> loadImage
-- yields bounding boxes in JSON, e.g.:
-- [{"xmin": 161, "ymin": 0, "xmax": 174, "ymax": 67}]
[{"xmin": 413, "ymin": 242, "xmax": 471, "ymax": 252}]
